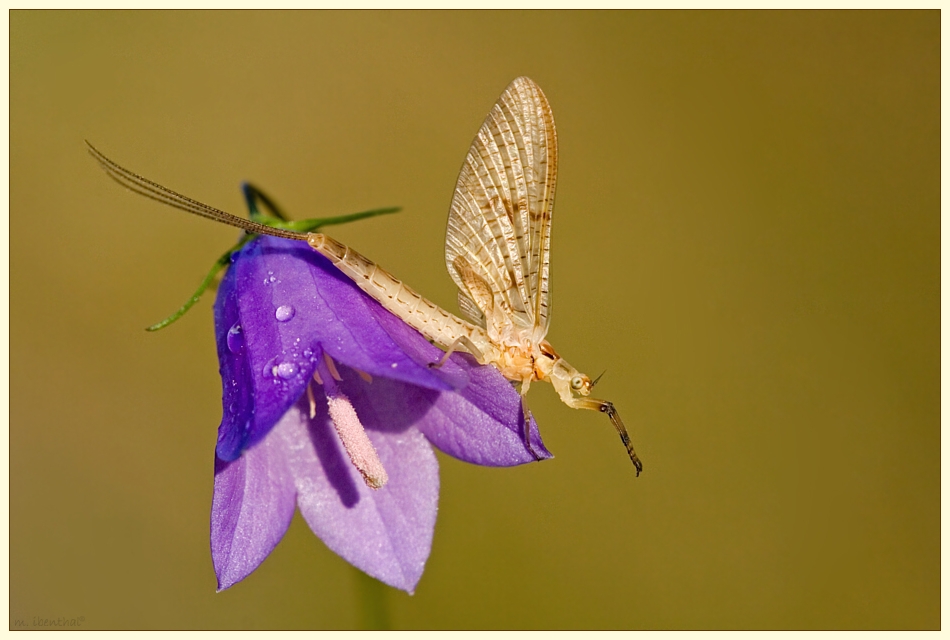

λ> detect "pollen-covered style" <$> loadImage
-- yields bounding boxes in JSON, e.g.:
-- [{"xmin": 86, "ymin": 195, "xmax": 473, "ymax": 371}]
[{"xmin": 87, "ymin": 76, "xmax": 642, "ymax": 475}]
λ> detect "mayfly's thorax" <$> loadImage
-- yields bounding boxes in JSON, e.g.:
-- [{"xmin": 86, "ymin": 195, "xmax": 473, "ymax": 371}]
[{"xmin": 473, "ymin": 320, "xmax": 544, "ymax": 383}]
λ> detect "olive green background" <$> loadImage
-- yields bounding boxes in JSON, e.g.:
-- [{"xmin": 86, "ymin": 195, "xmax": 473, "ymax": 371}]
[{"xmin": 10, "ymin": 10, "xmax": 939, "ymax": 630}]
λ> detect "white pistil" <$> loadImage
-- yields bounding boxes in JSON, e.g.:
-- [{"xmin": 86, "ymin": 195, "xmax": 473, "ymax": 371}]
[{"xmin": 326, "ymin": 392, "xmax": 388, "ymax": 490}]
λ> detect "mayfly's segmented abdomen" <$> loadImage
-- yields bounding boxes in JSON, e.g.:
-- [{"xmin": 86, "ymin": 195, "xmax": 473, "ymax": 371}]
[{"xmin": 307, "ymin": 233, "xmax": 486, "ymax": 351}]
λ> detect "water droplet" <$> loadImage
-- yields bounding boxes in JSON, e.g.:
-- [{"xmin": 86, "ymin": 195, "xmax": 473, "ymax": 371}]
[
  {"xmin": 302, "ymin": 348, "xmax": 313, "ymax": 358},
  {"xmin": 262, "ymin": 356, "xmax": 280, "ymax": 378},
  {"xmin": 227, "ymin": 323, "xmax": 244, "ymax": 354},
  {"xmin": 391, "ymin": 363, "xmax": 398, "ymax": 368},
  {"xmin": 275, "ymin": 305, "xmax": 296, "ymax": 322},
  {"xmin": 228, "ymin": 402, "xmax": 238, "ymax": 414},
  {"xmin": 276, "ymin": 362, "xmax": 298, "ymax": 379}
]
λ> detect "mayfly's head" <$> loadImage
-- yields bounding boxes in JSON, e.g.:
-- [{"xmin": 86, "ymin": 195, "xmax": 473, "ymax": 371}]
[
  {"xmin": 551, "ymin": 366, "xmax": 595, "ymax": 407},
  {"xmin": 536, "ymin": 340, "xmax": 593, "ymax": 402},
  {"xmin": 568, "ymin": 372, "xmax": 594, "ymax": 396}
]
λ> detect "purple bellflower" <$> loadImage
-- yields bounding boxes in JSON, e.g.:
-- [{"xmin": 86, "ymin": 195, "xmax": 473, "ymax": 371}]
[{"xmin": 211, "ymin": 235, "xmax": 551, "ymax": 593}]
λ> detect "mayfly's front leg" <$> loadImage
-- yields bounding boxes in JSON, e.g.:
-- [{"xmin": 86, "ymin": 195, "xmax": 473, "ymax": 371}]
[{"xmin": 570, "ymin": 397, "xmax": 643, "ymax": 476}]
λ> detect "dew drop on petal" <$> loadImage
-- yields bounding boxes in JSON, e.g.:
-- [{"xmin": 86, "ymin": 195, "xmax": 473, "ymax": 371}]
[
  {"xmin": 275, "ymin": 305, "xmax": 295, "ymax": 322},
  {"xmin": 227, "ymin": 323, "xmax": 244, "ymax": 354},
  {"xmin": 276, "ymin": 362, "xmax": 298, "ymax": 379},
  {"xmin": 262, "ymin": 355, "xmax": 280, "ymax": 378}
]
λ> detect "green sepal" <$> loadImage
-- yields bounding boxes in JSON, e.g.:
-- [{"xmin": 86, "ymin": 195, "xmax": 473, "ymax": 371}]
[
  {"xmin": 270, "ymin": 207, "xmax": 401, "ymax": 234},
  {"xmin": 145, "ymin": 235, "xmax": 252, "ymax": 332}
]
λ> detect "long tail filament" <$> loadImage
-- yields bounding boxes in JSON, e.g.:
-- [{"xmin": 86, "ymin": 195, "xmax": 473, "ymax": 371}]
[{"xmin": 86, "ymin": 141, "xmax": 308, "ymax": 242}]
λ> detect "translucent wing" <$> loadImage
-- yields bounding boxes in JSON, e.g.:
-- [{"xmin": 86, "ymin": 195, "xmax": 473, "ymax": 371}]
[
  {"xmin": 445, "ymin": 76, "xmax": 558, "ymax": 342},
  {"xmin": 457, "ymin": 290, "xmax": 486, "ymax": 328}
]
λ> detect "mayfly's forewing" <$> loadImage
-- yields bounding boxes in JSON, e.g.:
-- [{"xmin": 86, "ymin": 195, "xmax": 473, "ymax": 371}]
[
  {"xmin": 514, "ymin": 78, "xmax": 557, "ymax": 337},
  {"xmin": 445, "ymin": 76, "xmax": 557, "ymax": 339}
]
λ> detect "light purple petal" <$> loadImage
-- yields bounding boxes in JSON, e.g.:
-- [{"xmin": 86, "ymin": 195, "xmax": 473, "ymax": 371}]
[
  {"xmin": 214, "ymin": 236, "xmax": 455, "ymax": 461},
  {"xmin": 280, "ymin": 396, "xmax": 439, "ymax": 593},
  {"xmin": 211, "ymin": 425, "xmax": 297, "ymax": 591}
]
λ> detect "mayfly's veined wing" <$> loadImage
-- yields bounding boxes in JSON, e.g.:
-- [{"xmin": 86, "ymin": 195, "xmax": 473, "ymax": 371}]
[
  {"xmin": 521, "ymin": 79, "xmax": 557, "ymax": 336},
  {"xmin": 445, "ymin": 77, "xmax": 557, "ymax": 340},
  {"xmin": 456, "ymin": 290, "xmax": 486, "ymax": 328}
]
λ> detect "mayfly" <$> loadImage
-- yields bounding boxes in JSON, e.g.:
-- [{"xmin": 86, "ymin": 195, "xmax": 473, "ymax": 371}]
[{"xmin": 88, "ymin": 76, "xmax": 642, "ymax": 475}]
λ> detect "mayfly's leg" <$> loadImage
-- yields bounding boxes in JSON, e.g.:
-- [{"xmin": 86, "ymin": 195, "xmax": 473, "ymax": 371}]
[
  {"xmin": 520, "ymin": 395, "xmax": 544, "ymax": 461},
  {"xmin": 428, "ymin": 335, "xmax": 484, "ymax": 369},
  {"xmin": 571, "ymin": 397, "xmax": 643, "ymax": 476}
]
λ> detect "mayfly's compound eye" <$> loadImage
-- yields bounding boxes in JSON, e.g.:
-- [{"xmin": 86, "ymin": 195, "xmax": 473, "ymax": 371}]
[{"xmin": 571, "ymin": 376, "xmax": 585, "ymax": 390}]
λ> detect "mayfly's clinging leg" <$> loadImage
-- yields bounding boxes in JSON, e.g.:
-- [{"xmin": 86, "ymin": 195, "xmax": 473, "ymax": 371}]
[
  {"xmin": 571, "ymin": 397, "xmax": 643, "ymax": 476},
  {"xmin": 428, "ymin": 335, "xmax": 484, "ymax": 369},
  {"xmin": 520, "ymin": 394, "xmax": 544, "ymax": 462}
]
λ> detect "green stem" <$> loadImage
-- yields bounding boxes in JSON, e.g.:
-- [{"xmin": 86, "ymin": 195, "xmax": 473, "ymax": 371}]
[{"xmin": 354, "ymin": 567, "xmax": 390, "ymax": 630}]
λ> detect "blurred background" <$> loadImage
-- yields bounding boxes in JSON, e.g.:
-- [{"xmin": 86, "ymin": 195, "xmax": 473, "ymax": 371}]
[{"xmin": 10, "ymin": 10, "xmax": 939, "ymax": 630}]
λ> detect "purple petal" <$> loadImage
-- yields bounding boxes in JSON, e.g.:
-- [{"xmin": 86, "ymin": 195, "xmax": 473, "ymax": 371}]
[
  {"xmin": 213, "ymin": 260, "xmax": 255, "ymax": 461},
  {"xmin": 280, "ymin": 396, "xmax": 439, "ymax": 593},
  {"xmin": 214, "ymin": 236, "xmax": 455, "ymax": 461},
  {"xmin": 365, "ymin": 296, "xmax": 550, "ymax": 463},
  {"xmin": 366, "ymin": 301, "xmax": 470, "ymax": 391},
  {"xmin": 416, "ymin": 353, "xmax": 552, "ymax": 465},
  {"xmin": 211, "ymin": 426, "xmax": 297, "ymax": 591},
  {"xmin": 341, "ymin": 358, "xmax": 551, "ymax": 466}
]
